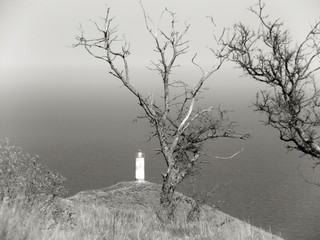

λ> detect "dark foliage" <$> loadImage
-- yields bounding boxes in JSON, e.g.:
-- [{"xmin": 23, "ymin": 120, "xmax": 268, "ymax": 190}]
[{"xmin": 0, "ymin": 138, "xmax": 67, "ymax": 204}]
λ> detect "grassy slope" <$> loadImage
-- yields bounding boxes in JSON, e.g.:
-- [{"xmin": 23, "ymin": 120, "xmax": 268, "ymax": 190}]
[{"xmin": 0, "ymin": 181, "xmax": 284, "ymax": 240}]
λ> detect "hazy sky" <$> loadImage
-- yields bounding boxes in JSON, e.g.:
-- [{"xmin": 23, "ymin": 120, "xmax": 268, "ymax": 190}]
[
  {"xmin": 0, "ymin": 0, "xmax": 319, "ymax": 71},
  {"xmin": 1, "ymin": 0, "xmax": 320, "ymax": 144},
  {"xmin": 1, "ymin": 0, "xmax": 320, "ymax": 148}
]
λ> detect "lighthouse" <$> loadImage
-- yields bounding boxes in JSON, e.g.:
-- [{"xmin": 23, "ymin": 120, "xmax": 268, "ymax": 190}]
[{"xmin": 135, "ymin": 150, "xmax": 145, "ymax": 182}]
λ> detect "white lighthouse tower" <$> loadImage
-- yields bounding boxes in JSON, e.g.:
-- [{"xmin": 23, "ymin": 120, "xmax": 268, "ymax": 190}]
[{"xmin": 135, "ymin": 150, "xmax": 145, "ymax": 182}]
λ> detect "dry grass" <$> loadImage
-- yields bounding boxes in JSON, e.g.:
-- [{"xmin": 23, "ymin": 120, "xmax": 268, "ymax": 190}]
[{"xmin": 0, "ymin": 181, "xmax": 284, "ymax": 240}]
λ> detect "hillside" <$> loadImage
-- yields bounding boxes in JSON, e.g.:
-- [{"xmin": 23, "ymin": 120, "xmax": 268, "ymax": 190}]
[
  {"xmin": 61, "ymin": 181, "xmax": 284, "ymax": 240},
  {"xmin": 0, "ymin": 181, "xmax": 284, "ymax": 239}
]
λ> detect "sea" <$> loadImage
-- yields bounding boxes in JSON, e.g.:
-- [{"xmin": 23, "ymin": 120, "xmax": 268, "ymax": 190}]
[{"xmin": 1, "ymin": 66, "xmax": 320, "ymax": 240}]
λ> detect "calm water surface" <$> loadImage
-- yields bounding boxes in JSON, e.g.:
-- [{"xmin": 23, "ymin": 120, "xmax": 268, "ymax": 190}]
[{"xmin": 1, "ymin": 67, "xmax": 320, "ymax": 240}]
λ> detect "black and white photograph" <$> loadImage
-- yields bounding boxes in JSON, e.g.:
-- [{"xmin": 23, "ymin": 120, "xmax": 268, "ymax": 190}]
[{"xmin": 1, "ymin": 0, "xmax": 320, "ymax": 239}]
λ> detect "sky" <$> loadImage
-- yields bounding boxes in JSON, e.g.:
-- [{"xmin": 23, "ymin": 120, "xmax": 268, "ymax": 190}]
[
  {"xmin": 0, "ymin": 0, "xmax": 319, "ymax": 71},
  {"xmin": 1, "ymin": 0, "xmax": 319, "ymax": 124}
]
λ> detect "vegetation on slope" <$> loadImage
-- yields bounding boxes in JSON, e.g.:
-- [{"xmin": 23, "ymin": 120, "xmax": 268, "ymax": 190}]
[
  {"xmin": 0, "ymin": 138, "xmax": 67, "ymax": 203},
  {"xmin": 0, "ymin": 181, "xmax": 283, "ymax": 240}
]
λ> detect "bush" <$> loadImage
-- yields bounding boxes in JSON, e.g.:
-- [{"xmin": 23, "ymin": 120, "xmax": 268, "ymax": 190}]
[{"xmin": 0, "ymin": 138, "xmax": 67, "ymax": 203}]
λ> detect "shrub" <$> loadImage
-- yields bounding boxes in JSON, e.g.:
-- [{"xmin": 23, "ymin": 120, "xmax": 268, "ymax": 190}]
[{"xmin": 0, "ymin": 138, "xmax": 67, "ymax": 203}]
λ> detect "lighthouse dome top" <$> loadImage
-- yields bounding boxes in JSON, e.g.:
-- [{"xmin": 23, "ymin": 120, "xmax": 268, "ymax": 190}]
[{"xmin": 136, "ymin": 150, "xmax": 144, "ymax": 158}]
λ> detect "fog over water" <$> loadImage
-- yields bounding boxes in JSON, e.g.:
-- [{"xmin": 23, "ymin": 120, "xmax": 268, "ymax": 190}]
[{"xmin": 1, "ymin": 1, "xmax": 320, "ymax": 239}]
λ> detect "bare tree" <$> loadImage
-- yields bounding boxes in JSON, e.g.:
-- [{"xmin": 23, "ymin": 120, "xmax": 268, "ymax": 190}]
[
  {"xmin": 74, "ymin": 4, "xmax": 248, "ymax": 209},
  {"xmin": 222, "ymin": 0, "xmax": 320, "ymax": 167}
]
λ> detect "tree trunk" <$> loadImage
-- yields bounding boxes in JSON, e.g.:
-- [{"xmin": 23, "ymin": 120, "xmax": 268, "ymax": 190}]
[
  {"xmin": 159, "ymin": 168, "xmax": 179, "ymax": 220},
  {"xmin": 160, "ymin": 171, "xmax": 176, "ymax": 208},
  {"xmin": 160, "ymin": 165, "xmax": 186, "ymax": 209}
]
